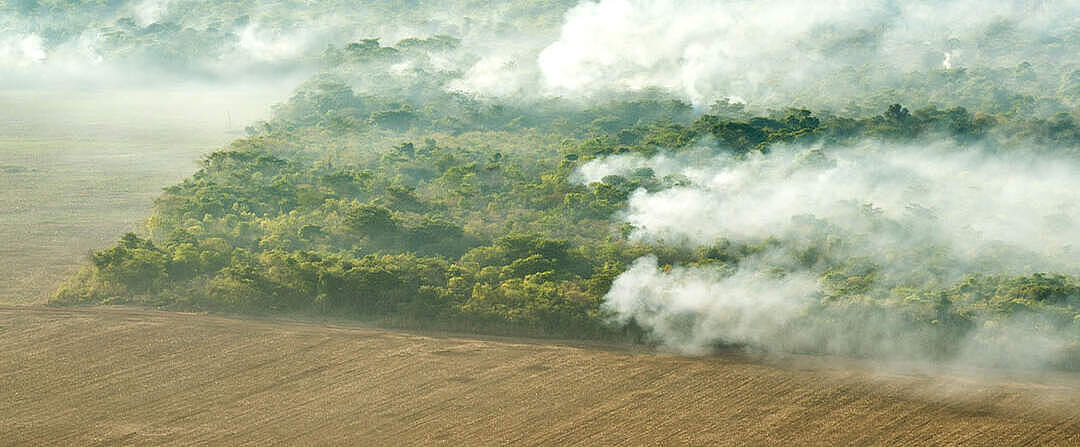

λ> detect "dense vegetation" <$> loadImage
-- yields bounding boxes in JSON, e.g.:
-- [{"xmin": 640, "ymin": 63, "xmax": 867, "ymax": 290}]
[
  {"xmin": 20, "ymin": 1, "xmax": 1079, "ymax": 368},
  {"xmin": 52, "ymin": 34, "xmax": 1080, "ymax": 367}
]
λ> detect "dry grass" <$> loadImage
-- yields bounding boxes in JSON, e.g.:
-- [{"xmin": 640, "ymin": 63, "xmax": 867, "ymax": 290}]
[{"xmin": 2, "ymin": 305, "xmax": 1079, "ymax": 446}]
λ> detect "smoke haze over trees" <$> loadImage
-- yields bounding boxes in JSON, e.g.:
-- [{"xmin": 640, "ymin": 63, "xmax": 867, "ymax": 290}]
[
  {"xmin": 6, "ymin": 0, "xmax": 1080, "ymax": 116},
  {"xmin": 6, "ymin": 0, "xmax": 1080, "ymax": 370}
]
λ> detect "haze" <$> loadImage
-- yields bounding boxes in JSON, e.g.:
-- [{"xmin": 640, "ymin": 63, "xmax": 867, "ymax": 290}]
[{"xmin": 3, "ymin": 1, "xmax": 1080, "ymax": 444}]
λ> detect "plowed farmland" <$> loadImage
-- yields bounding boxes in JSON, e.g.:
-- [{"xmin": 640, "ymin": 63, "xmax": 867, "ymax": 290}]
[{"xmin": 2, "ymin": 305, "xmax": 1079, "ymax": 446}]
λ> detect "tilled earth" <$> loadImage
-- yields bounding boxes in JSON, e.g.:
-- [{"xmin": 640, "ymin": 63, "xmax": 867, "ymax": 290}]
[{"xmin": 2, "ymin": 305, "xmax": 1079, "ymax": 446}]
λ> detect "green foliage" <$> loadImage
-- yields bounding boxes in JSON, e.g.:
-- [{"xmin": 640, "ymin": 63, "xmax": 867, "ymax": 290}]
[{"xmin": 53, "ymin": 60, "xmax": 1080, "ymax": 353}]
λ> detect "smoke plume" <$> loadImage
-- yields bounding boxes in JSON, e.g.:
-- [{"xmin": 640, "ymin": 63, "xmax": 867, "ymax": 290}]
[
  {"xmin": 582, "ymin": 140, "xmax": 1080, "ymax": 367},
  {"xmin": 537, "ymin": 0, "xmax": 1080, "ymax": 110}
]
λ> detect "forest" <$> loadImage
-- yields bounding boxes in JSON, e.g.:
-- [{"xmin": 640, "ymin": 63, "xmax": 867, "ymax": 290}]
[{"xmin": 7, "ymin": 0, "xmax": 1077, "ymax": 369}]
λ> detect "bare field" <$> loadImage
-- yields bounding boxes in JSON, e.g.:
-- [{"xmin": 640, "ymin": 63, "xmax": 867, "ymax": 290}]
[
  {"xmin": 2, "ymin": 305, "xmax": 1079, "ymax": 446},
  {"xmin": 0, "ymin": 88, "xmax": 283, "ymax": 304}
]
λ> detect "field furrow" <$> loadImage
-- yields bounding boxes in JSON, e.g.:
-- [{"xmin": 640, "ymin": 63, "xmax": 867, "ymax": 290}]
[{"xmin": 2, "ymin": 305, "xmax": 1079, "ymax": 446}]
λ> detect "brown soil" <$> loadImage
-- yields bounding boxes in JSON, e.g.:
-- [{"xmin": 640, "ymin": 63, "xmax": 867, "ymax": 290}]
[{"xmin": 2, "ymin": 305, "xmax": 1079, "ymax": 446}]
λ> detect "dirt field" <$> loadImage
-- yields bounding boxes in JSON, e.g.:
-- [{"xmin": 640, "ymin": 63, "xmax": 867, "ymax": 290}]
[
  {"xmin": 0, "ymin": 88, "xmax": 283, "ymax": 304},
  {"xmin": 2, "ymin": 305, "xmax": 1079, "ymax": 446}
]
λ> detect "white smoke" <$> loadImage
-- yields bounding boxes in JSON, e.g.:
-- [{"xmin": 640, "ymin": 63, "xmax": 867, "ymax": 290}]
[
  {"xmin": 537, "ymin": 0, "xmax": 1080, "ymax": 106},
  {"xmin": 448, "ymin": 54, "xmax": 536, "ymax": 97},
  {"xmin": 582, "ymin": 140, "xmax": 1080, "ymax": 365},
  {"xmin": 0, "ymin": 34, "xmax": 47, "ymax": 67},
  {"xmin": 133, "ymin": 0, "xmax": 174, "ymax": 27},
  {"xmin": 597, "ymin": 141, "xmax": 1080, "ymax": 272},
  {"xmin": 572, "ymin": 150, "xmax": 706, "ymax": 185},
  {"xmin": 606, "ymin": 255, "xmax": 818, "ymax": 354},
  {"xmin": 235, "ymin": 24, "xmax": 312, "ymax": 63},
  {"xmin": 5, "ymin": 0, "xmax": 1078, "ymax": 105}
]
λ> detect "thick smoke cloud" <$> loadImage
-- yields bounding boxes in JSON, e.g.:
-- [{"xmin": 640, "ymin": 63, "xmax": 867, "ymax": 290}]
[
  {"xmin": 607, "ymin": 255, "xmax": 818, "ymax": 355},
  {"xmin": 0, "ymin": 33, "xmax": 46, "ymax": 67},
  {"xmin": 7, "ymin": 0, "xmax": 1079, "ymax": 111},
  {"xmin": 611, "ymin": 142, "xmax": 1080, "ymax": 272},
  {"xmin": 538, "ymin": 0, "xmax": 1080, "ymax": 108},
  {"xmin": 580, "ymin": 141, "xmax": 1080, "ymax": 367},
  {"xmin": 133, "ymin": 0, "xmax": 173, "ymax": 26}
]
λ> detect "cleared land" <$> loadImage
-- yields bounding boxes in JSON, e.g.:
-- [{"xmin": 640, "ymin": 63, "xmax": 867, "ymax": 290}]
[
  {"xmin": 2, "ymin": 305, "xmax": 1079, "ymax": 446},
  {"xmin": 0, "ymin": 88, "xmax": 282, "ymax": 304}
]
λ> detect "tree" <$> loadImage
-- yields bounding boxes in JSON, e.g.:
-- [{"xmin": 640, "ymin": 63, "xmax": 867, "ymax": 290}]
[{"xmin": 345, "ymin": 204, "xmax": 399, "ymax": 237}]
